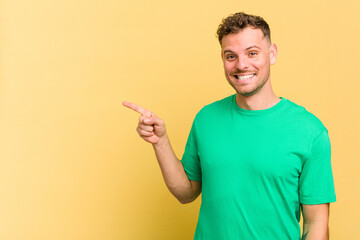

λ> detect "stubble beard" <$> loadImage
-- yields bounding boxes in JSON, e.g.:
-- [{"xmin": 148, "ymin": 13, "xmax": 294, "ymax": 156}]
[{"xmin": 228, "ymin": 70, "xmax": 271, "ymax": 97}]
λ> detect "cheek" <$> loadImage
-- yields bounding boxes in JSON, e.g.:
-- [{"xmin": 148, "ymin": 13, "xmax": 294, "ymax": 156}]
[
  {"xmin": 223, "ymin": 63, "xmax": 233, "ymax": 73},
  {"xmin": 253, "ymin": 58, "xmax": 268, "ymax": 70}
]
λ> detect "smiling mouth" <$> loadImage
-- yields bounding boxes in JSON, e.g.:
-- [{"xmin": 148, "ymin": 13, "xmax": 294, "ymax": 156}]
[{"xmin": 234, "ymin": 73, "xmax": 256, "ymax": 80}]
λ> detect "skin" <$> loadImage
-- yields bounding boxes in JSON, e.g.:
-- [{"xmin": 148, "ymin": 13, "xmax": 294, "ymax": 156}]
[
  {"xmin": 123, "ymin": 26, "xmax": 331, "ymax": 239},
  {"xmin": 301, "ymin": 203, "xmax": 330, "ymax": 239},
  {"xmin": 221, "ymin": 27, "xmax": 280, "ymax": 110},
  {"xmin": 122, "ymin": 101, "xmax": 202, "ymax": 204}
]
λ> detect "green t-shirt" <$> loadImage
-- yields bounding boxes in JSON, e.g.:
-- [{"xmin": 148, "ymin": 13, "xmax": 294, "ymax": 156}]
[{"xmin": 181, "ymin": 95, "xmax": 336, "ymax": 240}]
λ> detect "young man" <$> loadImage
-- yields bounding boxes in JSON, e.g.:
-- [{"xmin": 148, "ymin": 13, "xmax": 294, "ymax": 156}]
[{"xmin": 123, "ymin": 12, "xmax": 336, "ymax": 240}]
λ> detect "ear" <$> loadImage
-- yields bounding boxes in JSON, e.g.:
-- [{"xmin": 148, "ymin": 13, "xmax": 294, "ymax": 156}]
[
  {"xmin": 221, "ymin": 49, "xmax": 224, "ymax": 61},
  {"xmin": 269, "ymin": 43, "xmax": 278, "ymax": 65}
]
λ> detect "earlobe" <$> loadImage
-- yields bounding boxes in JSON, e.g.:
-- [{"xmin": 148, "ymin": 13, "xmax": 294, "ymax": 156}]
[{"xmin": 270, "ymin": 43, "xmax": 278, "ymax": 65}]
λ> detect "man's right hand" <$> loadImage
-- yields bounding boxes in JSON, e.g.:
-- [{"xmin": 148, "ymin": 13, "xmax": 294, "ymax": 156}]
[
  {"xmin": 123, "ymin": 100, "xmax": 202, "ymax": 203},
  {"xmin": 123, "ymin": 101, "xmax": 166, "ymax": 144}
]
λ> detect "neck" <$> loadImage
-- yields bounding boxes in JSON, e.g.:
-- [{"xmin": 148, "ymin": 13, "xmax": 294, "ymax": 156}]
[{"xmin": 235, "ymin": 82, "xmax": 280, "ymax": 110}]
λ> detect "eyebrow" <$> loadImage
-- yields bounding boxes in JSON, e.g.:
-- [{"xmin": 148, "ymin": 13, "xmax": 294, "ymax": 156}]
[
  {"xmin": 223, "ymin": 50, "xmax": 235, "ymax": 54},
  {"xmin": 223, "ymin": 45, "xmax": 261, "ymax": 54},
  {"xmin": 245, "ymin": 45, "xmax": 261, "ymax": 50}
]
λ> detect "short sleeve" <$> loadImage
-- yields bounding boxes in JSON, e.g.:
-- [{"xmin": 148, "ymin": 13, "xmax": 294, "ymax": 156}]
[
  {"xmin": 299, "ymin": 129, "xmax": 336, "ymax": 204},
  {"xmin": 180, "ymin": 121, "xmax": 202, "ymax": 181}
]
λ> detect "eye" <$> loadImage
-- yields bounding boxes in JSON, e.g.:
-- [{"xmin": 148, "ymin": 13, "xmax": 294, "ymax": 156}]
[
  {"xmin": 249, "ymin": 52, "xmax": 258, "ymax": 57},
  {"xmin": 226, "ymin": 55, "xmax": 236, "ymax": 60}
]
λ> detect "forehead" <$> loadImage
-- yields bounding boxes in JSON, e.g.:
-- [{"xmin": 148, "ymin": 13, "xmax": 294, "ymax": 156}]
[{"xmin": 221, "ymin": 27, "xmax": 268, "ymax": 51}]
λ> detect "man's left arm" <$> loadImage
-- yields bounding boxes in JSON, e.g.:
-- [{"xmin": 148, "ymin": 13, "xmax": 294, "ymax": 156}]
[{"xmin": 301, "ymin": 203, "xmax": 330, "ymax": 240}]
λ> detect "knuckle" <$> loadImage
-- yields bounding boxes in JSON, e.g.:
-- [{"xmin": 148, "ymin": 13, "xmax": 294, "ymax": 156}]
[{"xmin": 140, "ymin": 129, "xmax": 149, "ymax": 136}]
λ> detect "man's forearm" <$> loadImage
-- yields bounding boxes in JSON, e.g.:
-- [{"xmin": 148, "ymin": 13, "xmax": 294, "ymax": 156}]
[
  {"xmin": 302, "ymin": 221, "xmax": 329, "ymax": 240},
  {"xmin": 152, "ymin": 134, "xmax": 197, "ymax": 203}
]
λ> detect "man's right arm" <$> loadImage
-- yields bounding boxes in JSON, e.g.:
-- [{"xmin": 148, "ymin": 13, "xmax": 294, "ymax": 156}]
[
  {"xmin": 123, "ymin": 101, "xmax": 202, "ymax": 204},
  {"xmin": 153, "ymin": 134, "xmax": 202, "ymax": 204}
]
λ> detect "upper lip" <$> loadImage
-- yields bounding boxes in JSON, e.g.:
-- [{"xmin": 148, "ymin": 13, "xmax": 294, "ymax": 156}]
[
  {"xmin": 233, "ymin": 73, "xmax": 256, "ymax": 79},
  {"xmin": 234, "ymin": 73, "xmax": 255, "ymax": 76}
]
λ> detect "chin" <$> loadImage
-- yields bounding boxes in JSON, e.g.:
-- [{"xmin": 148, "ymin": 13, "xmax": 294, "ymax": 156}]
[
  {"xmin": 239, "ymin": 91, "xmax": 257, "ymax": 97},
  {"xmin": 236, "ymin": 85, "xmax": 262, "ymax": 97}
]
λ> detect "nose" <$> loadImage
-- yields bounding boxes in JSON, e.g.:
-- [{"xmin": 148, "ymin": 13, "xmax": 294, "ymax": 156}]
[{"xmin": 236, "ymin": 56, "xmax": 249, "ymax": 70}]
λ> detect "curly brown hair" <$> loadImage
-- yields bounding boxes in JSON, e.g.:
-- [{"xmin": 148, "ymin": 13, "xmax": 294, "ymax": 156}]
[{"xmin": 216, "ymin": 12, "xmax": 271, "ymax": 45}]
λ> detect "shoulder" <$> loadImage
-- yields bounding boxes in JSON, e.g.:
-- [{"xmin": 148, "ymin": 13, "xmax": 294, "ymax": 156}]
[
  {"xmin": 283, "ymin": 98, "xmax": 328, "ymax": 136},
  {"xmin": 195, "ymin": 95, "xmax": 234, "ymax": 120}
]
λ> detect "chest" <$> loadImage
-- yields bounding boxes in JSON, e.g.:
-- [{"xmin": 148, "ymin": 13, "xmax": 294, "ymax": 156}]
[{"xmin": 197, "ymin": 120, "xmax": 307, "ymax": 182}]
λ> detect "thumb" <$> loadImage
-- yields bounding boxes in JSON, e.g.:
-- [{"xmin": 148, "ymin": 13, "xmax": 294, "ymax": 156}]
[{"xmin": 144, "ymin": 113, "xmax": 163, "ymax": 126}]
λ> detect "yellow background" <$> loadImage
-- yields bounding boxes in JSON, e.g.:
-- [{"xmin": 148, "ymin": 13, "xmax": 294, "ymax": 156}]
[{"xmin": 1, "ymin": 0, "xmax": 359, "ymax": 239}]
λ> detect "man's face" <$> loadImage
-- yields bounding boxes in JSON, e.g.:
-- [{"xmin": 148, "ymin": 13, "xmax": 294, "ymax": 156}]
[{"xmin": 221, "ymin": 27, "xmax": 277, "ymax": 97}]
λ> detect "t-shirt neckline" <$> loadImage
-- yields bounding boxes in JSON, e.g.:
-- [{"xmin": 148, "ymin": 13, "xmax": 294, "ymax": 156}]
[{"xmin": 232, "ymin": 94, "xmax": 287, "ymax": 116}]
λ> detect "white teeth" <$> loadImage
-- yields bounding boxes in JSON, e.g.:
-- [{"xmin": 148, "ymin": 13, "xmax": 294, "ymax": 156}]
[{"xmin": 238, "ymin": 74, "xmax": 255, "ymax": 80}]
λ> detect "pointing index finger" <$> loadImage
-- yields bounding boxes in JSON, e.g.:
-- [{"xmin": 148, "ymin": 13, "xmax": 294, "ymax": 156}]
[{"xmin": 123, "ymin": 101, "xmax": 150, "ymax": 116}]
